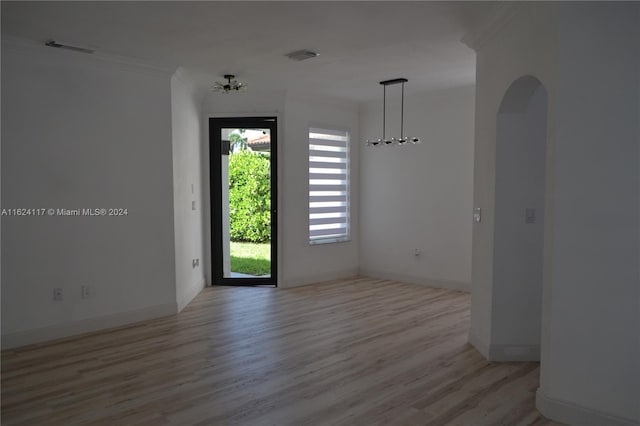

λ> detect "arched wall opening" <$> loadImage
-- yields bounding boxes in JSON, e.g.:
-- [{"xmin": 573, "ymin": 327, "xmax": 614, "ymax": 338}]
[{"xmin": 490, "ymin": 76, "xmax": 548, "ymax": 361}]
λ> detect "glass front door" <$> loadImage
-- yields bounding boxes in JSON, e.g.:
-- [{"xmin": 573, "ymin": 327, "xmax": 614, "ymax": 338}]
[{"xmin": 210, "ymin": 117, "xmax": 277, "ymax": 286}]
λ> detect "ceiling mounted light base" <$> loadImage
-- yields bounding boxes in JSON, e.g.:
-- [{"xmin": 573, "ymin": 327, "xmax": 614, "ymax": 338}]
[
  {"xmin": 380, "ymin": 78, "xmax": 408, "ymax": 86},
  {"xmin": 365, "ymin": 78, "xmax": 421, "ymax": 147},
  {"xmin": 212, "ymin": 74, "xmax": 247, "ymax": 93}
]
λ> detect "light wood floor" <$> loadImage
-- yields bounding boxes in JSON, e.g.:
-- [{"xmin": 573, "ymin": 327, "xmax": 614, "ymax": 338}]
[{"xmin": 2, "ymin": 277, "xmax": 559, "ymax": 426}]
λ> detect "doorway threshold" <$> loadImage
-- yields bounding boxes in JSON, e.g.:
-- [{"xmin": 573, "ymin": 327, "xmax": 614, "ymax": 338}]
[{"xmin": 230, "ymin": 272, "xmax": 271, "ymax": 278}]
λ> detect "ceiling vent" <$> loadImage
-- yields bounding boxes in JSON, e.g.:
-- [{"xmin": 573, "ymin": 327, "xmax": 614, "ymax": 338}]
[
  {"xmin": 285, "ymin": 49, "xmax": 319, "ymax": 61},
  {"xmin": 45, "ymin": 40, "xmax": 94, "ymax": 54}
]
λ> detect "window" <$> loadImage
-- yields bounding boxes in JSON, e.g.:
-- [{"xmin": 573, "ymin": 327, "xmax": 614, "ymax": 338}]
[{"xmin": 309, "ymin": 127, "xmax": 350, "ymax": 244}]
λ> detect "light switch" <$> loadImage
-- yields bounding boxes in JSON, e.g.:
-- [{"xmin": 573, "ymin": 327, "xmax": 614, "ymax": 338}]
[
  {"xmin": 525, "ymin": 208, "xmax": 536, "ymax": 224},
  {"xmin": 192, "ymin": 201, "xmax": 196, "ymax": 211},
  {"xmin": 473, "ymin": 207, "xmax": 482, "ymax": 223}
]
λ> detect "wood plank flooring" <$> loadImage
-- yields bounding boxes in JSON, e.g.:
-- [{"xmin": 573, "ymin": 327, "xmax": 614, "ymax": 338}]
[{"xmin": 1, "ymin": 277, "xmax": 559, "ymax": 425}]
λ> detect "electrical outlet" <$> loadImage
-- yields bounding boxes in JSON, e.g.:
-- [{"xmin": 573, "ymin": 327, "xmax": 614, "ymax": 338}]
[
  {"xmin": 525, "ymin": 208, "xmax": 536, "ymax": 224},
  {"xmin": 192, "ymin": 258, "xmax": 197, "ymax": 268},
  {"xmin": 53, "ymin": 288, "xmax": 63, "ymax": 301},
  {"xmin": 81, "ymin": 285, "xmax": 90, "ymax": 299},
  {"xmin": 414, "ymin": 248, "xmax": 422, "ymax": 257}
]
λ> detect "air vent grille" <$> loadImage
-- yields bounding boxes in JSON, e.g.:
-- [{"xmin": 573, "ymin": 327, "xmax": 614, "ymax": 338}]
[{"xmin": 286, "ymin": 49, "xmax": 319, "ymax": 61}]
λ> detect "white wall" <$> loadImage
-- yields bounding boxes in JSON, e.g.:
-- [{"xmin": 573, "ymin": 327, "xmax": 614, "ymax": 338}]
[
  {"xmin": 282, "ymin": 92, "xmax": 360, "ymax": 287},
  {"xmin": 468, "ymin": 3, "xmax": 559, "ymax": 359},
  {"xmin": 469, "ymin": 3, "xmax": 640, "ymax": 424},
  {"xmin": 171, "ymin": 68, "xmax": 205, "ymax": 311},
  {"xmin": 1, "ymin": 41, "xmax": 178, "ymax": 348},
  {"xmin": 359, "ymin": 85, "xmax": 475, "ymax": 291},
  {"xmin": 492, "ymin": 83, "xmax": 547, "ymax": 358},
  {"xmin": 542, "ymin": 3, "xmax": 639, "ymax": 422}
]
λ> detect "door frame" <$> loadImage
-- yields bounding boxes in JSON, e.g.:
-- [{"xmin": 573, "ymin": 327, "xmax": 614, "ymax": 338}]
[{"xmin": 209, "ymin": 116, "xmax": 278, "ymax": 286}]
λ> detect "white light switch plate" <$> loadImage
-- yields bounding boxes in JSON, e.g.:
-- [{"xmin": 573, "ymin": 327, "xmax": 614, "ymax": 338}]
[{"xmin": 473, "ymin": 207, "xmax": 482, "ymax": 223}]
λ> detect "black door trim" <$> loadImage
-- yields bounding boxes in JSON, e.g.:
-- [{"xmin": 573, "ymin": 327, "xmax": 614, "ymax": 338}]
[{"xmin": 210, "ymin": 117, "xmax": 277, "ymax": 286}]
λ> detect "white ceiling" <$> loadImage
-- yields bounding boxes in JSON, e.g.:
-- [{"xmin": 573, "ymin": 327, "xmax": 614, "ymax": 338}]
[{"xmin": 1, "ymin": 1, "xmax": 498, "ymax": 102}]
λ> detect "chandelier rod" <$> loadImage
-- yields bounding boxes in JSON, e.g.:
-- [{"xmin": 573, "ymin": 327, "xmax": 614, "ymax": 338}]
[
  {"xmin": 383, "ymin": 83, "xmax": 386, "ymax": 141},
  {"xmin": 401, "ymin": 80, "xmax": 405, "ymax": 140}
]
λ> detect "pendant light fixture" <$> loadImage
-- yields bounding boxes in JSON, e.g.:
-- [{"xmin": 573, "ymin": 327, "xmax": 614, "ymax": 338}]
[
  {"xmin": 365, "ymin": 78, "xmax": 421, "ymax": 147},
  {"xmin": 212, "ymin": 74, "xmax": 247, "ymax": 93}
]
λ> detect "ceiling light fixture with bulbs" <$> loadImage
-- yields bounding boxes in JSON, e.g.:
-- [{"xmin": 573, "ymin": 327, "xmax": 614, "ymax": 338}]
[
  {"xmin": 366, "ymin": 78, "xmax": 421, "ymax": 147},
  {"xmin": 212, "ymin": 74, "xmax": 247, "ymax": 93}
]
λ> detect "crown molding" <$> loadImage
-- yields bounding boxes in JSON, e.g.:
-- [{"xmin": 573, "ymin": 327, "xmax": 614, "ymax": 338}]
[
  {"xmin": 172, "ymin": 66, "xmax": 214, "ymax": 103},
  {"xmin": 461, "ymin": 3, "xmax": 524, "ymax": 52},
  {"xmin": 1, "ymin": 35, "xmax": 177, "ymax": 77},
  {"xmin": 172, "ymin": 66, "xmax": 200, "ymax": 93}
]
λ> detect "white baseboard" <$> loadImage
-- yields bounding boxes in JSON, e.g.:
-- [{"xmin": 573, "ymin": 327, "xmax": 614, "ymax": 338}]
[
  {"xmin": 488, "ymin": 343, "xmax": 540, "ymax": 361},
  {"xmin": 1, "ymin": 303, "xmax": 178, "ymax": 350},
  {"xmin": 536, "ymin": 389, "xmax": 639, "ymax": 426},
  {"xmin": 280, "ymin": 268, "xmax": 359, "ymax": 289},
  {"xmin": 469, "ymin": 331, "xmax": 539, "ymax": 361},
  {"xmin": 177, "ymin": 278, "xmax": 206, "ymax": 312},
  {"xmin": 359, "ymin": 269, "xmax": 470, "ymax": 293}
]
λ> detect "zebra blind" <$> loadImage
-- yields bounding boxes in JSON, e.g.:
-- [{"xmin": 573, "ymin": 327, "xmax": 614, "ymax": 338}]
[{"xmin": 309, "ymin": 128, "xmax": 350, "ymax": 244}]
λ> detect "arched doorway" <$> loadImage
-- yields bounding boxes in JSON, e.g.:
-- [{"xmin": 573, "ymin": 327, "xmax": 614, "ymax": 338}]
[{"xmin": 491, "ymin": 76, "xmax": 548, "ymax": 361}]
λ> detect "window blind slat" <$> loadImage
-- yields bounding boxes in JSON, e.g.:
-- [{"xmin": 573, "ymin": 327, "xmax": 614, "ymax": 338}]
[
  {"xmin": 309, "ymin": 201, "xmax": 347, "ymax": 208},
  {"xmin": 309, "ymin": 161, "xmax": 347, "ymax": 170},
  {"xmin": 310, "ymin": 217, "xmax": 347, "ymax": 226},
  {"xmin": 309, "ymin": 173, "xmax": 347, "ymax": 181},
  {"xmin": 309, "ymin": 138, "xmax": 349, "ymax": 145},
  {"xmin": 309, "ymin": 156, "xmax": 347, "ymax": 164},
  {"xmin": 309, "ymin": 150, "xmax": 347, "ymax": 159},
  {"xmin": 309, "ymin": 186, "xmax": 347, "ymax": 193},
  {"xmin": 310, "ymin": 227, "xmax": 348, "ymax": 238},
  {"xmin": 310, "ymin": 128, "xmax": 349, "ymax": 138},
  {"xmin": 309, "ymin": 206, "xmax": 346, "ymax": 214},
  {"xmin": 310, "ymin": 211, "xmax": 347, "ymax": 219},
  {"xmin": 309, "ymin": 195, "xmax": 347, "ymax": 203},
  {"xmin": 309, "ymin": 142, "xmax": 348, "ymax": 151}
]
